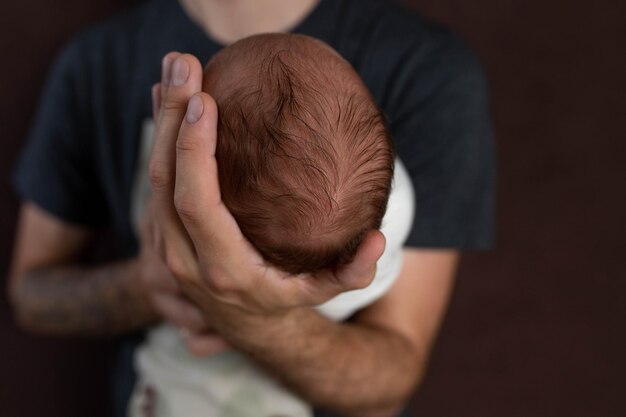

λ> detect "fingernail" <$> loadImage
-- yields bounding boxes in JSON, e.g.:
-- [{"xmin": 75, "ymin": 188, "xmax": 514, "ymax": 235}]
[
  {"xmin": 186, "ymin": 95, "xmax": 204, "ymax": 124},
  {"xmin": 162, "ymin": 55, "xmax": 173, "ymax": 85},
  {"xmin": 172, "ymin": 58, "xmax": 189, "ymax": 86}
]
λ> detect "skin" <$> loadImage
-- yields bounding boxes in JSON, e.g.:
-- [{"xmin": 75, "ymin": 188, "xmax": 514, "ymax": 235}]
[
  {"xmin": 8, "ymin": 0, "xmax": 460, "ymax": 415},
  {"xmin": 179, "ymin": 0, "xmax": 321, "ymax": 45},
  {"xmin": 9, "ymin": 202, "xmax": 154, "ymax": 336}
]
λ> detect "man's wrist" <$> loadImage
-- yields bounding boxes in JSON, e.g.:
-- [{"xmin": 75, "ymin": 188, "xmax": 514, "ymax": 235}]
[
  {"xmin": 211, "ymin": 304, "xmax": 417, "ymax": 414},
  {"xmin": 11, "ymin": 259, "xmax": 159, "ymax": 336},
  {"xmin": 214, "ymin": 305, "xmax": 323, "ymax": 352},
  {"xmin": 127, "ymin": 257, "xmax": 160, "ymax": 324}
]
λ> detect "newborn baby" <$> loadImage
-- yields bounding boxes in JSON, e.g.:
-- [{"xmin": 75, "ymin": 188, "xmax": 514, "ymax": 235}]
[
  {"xmin": 129, "ymin": 33, "xmax": 415, "ymax": 417},
  {"xmin": 207, "ymin": 33, "xmax": 394, "ymax": 274}
]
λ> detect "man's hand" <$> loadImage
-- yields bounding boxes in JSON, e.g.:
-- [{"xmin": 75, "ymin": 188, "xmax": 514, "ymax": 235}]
[
  {"xmin": 138, "ymin": 199, "xmax": 230, "ymax": 356},
  {"xmin": 147, "ymin": 52, "xmax": 386, "ymax": 320}
]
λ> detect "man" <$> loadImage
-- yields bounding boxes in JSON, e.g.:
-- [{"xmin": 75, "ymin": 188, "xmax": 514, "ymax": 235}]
[{"xmin": 8, "ymin": 0, "xmax": 494, "ymax": 416}]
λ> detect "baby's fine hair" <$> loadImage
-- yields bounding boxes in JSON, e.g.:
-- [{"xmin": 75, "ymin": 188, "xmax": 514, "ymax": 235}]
[{"xmin": 204, "ymin": 33, "xmax": 394, "ymax": 274}]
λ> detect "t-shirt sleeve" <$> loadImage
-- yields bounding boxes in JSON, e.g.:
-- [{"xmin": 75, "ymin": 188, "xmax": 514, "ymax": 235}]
[
  {"xmin": 13, "ymin": 39, "xmax": 109, "ymax": 227},
  {"xmin": 387, "ymin": 33, "xmax": 495, "ymax": 250}
]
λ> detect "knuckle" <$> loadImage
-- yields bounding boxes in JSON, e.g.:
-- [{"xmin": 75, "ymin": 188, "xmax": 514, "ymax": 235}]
[
  {"xmin": 310, "ymin": 286, "xmax": 339, "ymax": 306},
  {"xmin": 161, "ymin": 99, "xmax": 186, "ymax": 114},
  {"xmin": 310, "ymin": 291, "xmax": 333, "ymax": 306},
  {"xmin": 205, "ymin": 276, "xmax": 225, "ymax": 293},
  {"xmin": 174, "ymin": 192, "xmax": 202, "ymax": 221},
  {"xmin": 205, "ymin": 274, "xmax": 236, "ymax": 296},
  {"xmin": 164, "ymin": 246, "xmax": 190, "ymax": 281},
  {"xmin": 161, "ymin": 92, "xmax": 194, "ymax": 113},
  {"xmin": 149, "ymin": 161, "xmax": 172, "ymax": 189},
  {"xmin": 176, "ymin": 134, "xmax": 199, "ymax": 153}
]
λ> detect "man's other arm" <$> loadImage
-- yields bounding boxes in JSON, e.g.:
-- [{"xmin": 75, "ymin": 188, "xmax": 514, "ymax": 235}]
[{"xmin": 7, "ymin": 202, "xmax": 156, "ymax": 336}]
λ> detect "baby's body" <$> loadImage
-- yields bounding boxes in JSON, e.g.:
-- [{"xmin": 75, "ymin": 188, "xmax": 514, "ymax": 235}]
[{"xmin": 128, "ymin": 34, "xmax": 415, "ymax": 417}]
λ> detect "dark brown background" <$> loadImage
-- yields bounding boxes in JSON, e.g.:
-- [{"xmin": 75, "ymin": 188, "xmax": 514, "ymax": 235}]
[{"xmin": 1, "ymin": 0, "xmax": 624, "ymax": 416}]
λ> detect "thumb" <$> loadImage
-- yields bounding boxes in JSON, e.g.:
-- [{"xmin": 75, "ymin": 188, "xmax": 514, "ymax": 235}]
[{"xmin": 335, "ymin": 230, "xmax": 386, "ymax": 291}]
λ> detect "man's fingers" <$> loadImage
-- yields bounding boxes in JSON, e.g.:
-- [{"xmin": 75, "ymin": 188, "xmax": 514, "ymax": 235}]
[
  {"xmin": 174, "ymin": 92, "xmax": 247, "ymax": 258},
  {"xmin": 229, "ymin": 230, "xmax": 385, "ymax": 310},
  {"xmin": 183, "ymin": 331, "xmax": 231, "ymax": 357},
  {"xmin": 150, "ymin": 53, "xmax": 203, "ymax": 198},
  {"xmin": 149, "ymin": 53, "xmax": 204, "ymax": 278},
  {"xmin": 152, "ymin": 292, "xmax": 207, "ymax": 332},
  {"xmin": 151, "ymin": 83, "xmax": 161, "ymax": 121},
  {"xmin": 161, "ymin": 52, "xmax": 178, "ymax": 88}
]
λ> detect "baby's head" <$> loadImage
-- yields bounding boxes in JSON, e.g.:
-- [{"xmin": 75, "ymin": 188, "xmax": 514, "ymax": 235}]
[{"xmin": 203, "ymin": 33, "xmax": 394, "ymax": 274}]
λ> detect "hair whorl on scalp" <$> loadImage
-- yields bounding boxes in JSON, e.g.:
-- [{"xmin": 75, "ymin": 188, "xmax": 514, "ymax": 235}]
[{"xmin": 204, "ymin": 34, "xmax": 394, "ymax": 274}]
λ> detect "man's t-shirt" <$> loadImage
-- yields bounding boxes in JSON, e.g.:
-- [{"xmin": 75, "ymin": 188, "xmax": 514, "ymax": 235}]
[{"xmin": 14, "ymin": 0, "xmax": 495, "ymax": 414}]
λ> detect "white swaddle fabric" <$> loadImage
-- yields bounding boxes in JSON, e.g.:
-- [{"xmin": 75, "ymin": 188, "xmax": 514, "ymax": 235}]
[
  {"xmin": 315, "ymin": 159, "xmax": 414, "ymax": 321},
  {"xmin": 128, "ymin": 159, "xmax": 415, "ymax": 417}
]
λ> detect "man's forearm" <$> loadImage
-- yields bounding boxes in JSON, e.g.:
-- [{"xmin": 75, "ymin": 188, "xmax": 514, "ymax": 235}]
[
  {"xmin": 10, "ymin": 260, "xmax": 156, "ymax": 337},
  {"xmin": 222, "ymin": 308, "xmax": 424, "ymax": 417}
]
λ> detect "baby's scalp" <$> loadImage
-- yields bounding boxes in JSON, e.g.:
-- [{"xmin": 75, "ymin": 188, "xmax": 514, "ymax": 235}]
[{"xmin": 203, "ymin": 33, "xmax": 394, "ymax": 274}]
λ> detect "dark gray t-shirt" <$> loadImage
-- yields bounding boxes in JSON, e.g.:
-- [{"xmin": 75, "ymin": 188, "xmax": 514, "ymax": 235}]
[{"xmin": 14, "ymin": 0, "xmax": 494, "ymax": 414}]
